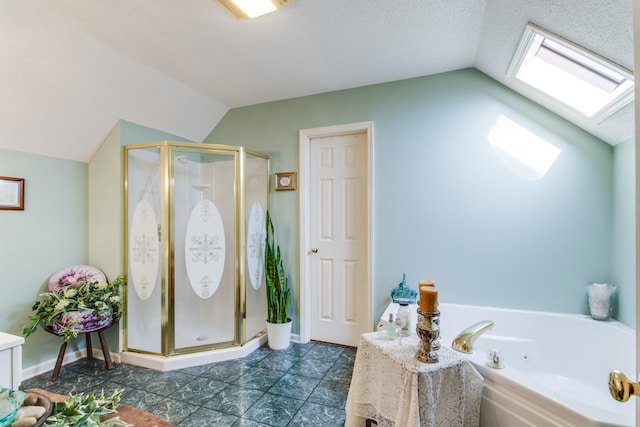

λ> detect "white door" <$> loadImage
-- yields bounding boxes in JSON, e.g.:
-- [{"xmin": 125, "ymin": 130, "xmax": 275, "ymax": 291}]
[{"xmin": 299, "ymin": 122, "xmax": 373, "ymax": 347}]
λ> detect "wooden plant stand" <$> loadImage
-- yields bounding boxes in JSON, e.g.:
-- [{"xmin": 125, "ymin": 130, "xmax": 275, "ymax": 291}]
[{"xmin": 44, "ymin": 318, "xmax": 119, "ymax": 381}]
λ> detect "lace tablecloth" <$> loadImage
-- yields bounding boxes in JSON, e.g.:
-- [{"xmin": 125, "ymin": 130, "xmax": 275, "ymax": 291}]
[{"xmin": 345, "ymin": 331, "xmax": 484, "ymax": 427}]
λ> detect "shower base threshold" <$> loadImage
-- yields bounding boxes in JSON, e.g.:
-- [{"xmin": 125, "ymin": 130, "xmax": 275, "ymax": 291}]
[{"xmin": 121, "ymin": 334, "xmax": 268, "ymax": 372}]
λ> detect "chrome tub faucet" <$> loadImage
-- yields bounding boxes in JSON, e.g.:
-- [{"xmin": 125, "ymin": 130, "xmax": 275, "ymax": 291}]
[{"xmin": 451, "ymin": 320, "xmax": 494, "ymax": 353}]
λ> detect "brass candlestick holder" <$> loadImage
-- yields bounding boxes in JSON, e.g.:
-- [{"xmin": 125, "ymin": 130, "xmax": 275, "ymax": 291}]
[
  {"xmin": 418, "ymin": 310, "xmax": 441, "ymax": 350},
  {"xmin": 415, "ymin": 309, "xmax": 440, "ymax": 363}
]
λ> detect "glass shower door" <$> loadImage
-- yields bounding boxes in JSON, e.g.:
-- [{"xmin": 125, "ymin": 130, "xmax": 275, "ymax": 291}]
[{"xmin": 173, "ymin": 149, "xmax": 236, "ymax": 351}]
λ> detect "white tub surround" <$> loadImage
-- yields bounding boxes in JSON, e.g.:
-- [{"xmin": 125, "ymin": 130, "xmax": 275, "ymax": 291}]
[
  {"xmin": 0, "ymin": 331, "xmax": 24, "ymax": 389},
  {"xmin": 379, "ymin": 302, "xmax": 635, "ymax": 427}
]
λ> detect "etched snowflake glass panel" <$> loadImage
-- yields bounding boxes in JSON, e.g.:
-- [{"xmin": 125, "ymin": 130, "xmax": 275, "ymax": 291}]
[
  {"xmin": 126, "ymin": 146, "xmax": 162, "ymax": 354},
  {"xmin": 244, "ymin": 154, "xmax": 269, "ymax": 341},
  {"xmin": 173, "ymin": 150, "xmax": 235, "ymax": 350}
]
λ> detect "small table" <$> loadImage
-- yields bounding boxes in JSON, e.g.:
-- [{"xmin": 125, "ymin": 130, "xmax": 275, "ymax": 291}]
[
  {"xmin": 44, "ymin": 318, "xmax": 119, "ymax": 381},
  {"xmin": 345, "ymin": 331, "xmax": 484, "ymax": 427}
]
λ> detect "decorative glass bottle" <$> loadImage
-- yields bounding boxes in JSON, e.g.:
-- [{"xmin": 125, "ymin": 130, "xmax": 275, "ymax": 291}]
[
  {"xmin": 386, "ymin": 313, "xmax": 396, "ymax": 340},
  {"xmin": 396, "ymin": 303, "xmax": 411, "ymax": 336}
]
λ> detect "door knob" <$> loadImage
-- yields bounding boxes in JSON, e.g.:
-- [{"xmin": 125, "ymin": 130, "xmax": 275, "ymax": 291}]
[
  {"xmin": 609, "ymin": 370, "xmax": 640, "ymax": 402},
  {"xmin": 310, "ymin": 247, "xmax": 318, "ymax": 253}
]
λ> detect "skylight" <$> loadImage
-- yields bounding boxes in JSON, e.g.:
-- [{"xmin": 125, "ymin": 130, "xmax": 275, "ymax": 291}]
[{"xmin": 507, "ymin": 23, "xmax": 634, "ymax": 122}]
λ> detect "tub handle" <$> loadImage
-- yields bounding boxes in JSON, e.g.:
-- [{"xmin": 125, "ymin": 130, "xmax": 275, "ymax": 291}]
[
  {"xmin": 609, "ymin": 370, "xmax": 640, "ymax": 402},
  {"xmin": 486, "ymin": 349, "xmax": 505, "ymax": 369}
]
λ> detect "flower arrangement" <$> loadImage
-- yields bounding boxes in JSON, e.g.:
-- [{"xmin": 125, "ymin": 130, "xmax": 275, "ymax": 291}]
[{"xmin": 23, "ymin": 276, "xmax": 124, "ymax": 342}]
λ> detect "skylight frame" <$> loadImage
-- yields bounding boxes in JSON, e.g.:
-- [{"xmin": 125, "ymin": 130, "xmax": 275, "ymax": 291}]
[{"xmin": 507, "ymin": 23, "xmax": 634, "ymax": 123}]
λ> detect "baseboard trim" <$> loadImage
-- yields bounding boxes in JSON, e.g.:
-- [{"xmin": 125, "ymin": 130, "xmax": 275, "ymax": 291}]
[
  {"xmin": 23, "ymin": 332, "xmax": 303, "ymax": 381},
  {"xmin": 22, "ymin": 346, "xmax": 120, "ymax": 381}
]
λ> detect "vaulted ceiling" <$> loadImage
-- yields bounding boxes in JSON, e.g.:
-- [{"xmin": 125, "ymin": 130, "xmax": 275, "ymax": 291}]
[{"xmin": 0, "ymin": 0, "xmax": 633, "ymax": 162}]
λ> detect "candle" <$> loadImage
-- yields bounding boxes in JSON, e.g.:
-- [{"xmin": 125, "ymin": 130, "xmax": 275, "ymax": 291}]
[
  {"xmin": 420, "ymin": 286, "xmax": 438, "ymax": 312},
  {"xmin": 419, "ymin": 280, "xmax": 436, "ymax": 311}
]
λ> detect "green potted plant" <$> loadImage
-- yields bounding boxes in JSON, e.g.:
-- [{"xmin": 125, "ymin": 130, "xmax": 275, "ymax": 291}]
[
  {"xmin": 9, "ymin": 389, "xmax": 130, "ymax": 427},
  {"xmin": 264, "ymin": 210, "xmax": 292, "ymax": 350},
  {"xmin": 48, "ymin": 389, "xmax": 129, "ymax": 426},
  {"xmin": 23, "ymin": 276, "xmax": 124, "ymax": 343}
]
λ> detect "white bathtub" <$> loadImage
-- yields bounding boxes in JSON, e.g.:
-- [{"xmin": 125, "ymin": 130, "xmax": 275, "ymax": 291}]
[{"xmin": 379, "ymin": 302, "xmax": 635, "ymax": 427}]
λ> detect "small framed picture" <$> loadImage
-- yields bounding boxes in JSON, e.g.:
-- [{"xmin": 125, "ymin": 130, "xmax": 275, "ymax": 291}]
[
  {"xmin": 0, "ymin": 176, "xmax": 25, "ymax": 210},
  {"xmin": 274, "ymin": 172, "xmax": 297, "ymax": 191}
]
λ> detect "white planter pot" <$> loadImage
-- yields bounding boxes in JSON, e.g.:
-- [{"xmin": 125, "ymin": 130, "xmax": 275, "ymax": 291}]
[{"xmin": 266, "ymin": 319, "xmax": 292, "ymax": 350}]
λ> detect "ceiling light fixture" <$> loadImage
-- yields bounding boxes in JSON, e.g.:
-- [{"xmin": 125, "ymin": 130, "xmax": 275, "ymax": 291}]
[{"xmin": 217, "ymin": 0, "xmax": 293, "ymax": 19}]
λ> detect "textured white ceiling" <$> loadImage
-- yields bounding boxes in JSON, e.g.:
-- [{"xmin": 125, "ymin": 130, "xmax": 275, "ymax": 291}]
[{"xmin": 0, "ymin": 0, "xmax": 633, "ymax": 161}]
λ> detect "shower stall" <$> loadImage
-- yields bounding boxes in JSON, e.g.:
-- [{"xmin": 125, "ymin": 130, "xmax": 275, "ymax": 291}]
[{"xmin": 122, "ymin": 141, "xmax": 269, "ymax": 371}]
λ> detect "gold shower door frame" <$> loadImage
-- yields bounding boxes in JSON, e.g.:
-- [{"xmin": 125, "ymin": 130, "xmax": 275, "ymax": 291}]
[{"xmin": 123, "ymin": 141, "xmax": 270, "ymax": 357}]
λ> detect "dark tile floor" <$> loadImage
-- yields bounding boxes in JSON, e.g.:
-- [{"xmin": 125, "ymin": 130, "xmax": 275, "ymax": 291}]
[{"xmin": 19, "ymin": 341, "xmax": 357, "ymax": 426}]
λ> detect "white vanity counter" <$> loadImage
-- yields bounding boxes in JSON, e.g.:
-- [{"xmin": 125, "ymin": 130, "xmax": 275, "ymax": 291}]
[{"xmin": 0, "ymin": 331, "xmax": 24, "ymax": 389}]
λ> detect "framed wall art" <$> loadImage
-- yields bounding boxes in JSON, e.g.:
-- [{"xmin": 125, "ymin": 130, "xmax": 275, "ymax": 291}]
[
  {"xmin": 0, "ymin": 176, "xmax": 25, "ymax": 210},
  {"xmin": 274, "ymin": 172, "xmax": 296, "ymax": 191}
]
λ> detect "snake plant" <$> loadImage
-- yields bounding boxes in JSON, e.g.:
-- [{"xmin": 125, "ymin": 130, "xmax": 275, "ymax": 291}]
[{"xmin": 265, "ymin": 210, "xmax": 291, "ymax": 324}]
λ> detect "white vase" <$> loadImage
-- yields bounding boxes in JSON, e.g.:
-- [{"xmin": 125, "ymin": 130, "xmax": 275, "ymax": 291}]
[
  {"xmin": 585, "ymin": 283, "xmax": 616, "ymax": 321},
  {"xmin": 266, "ymin": 319, "xmax": 292, "ymax": 350}
]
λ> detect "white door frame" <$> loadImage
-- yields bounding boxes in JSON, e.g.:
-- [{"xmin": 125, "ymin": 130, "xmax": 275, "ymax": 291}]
[
  {"xmin": 634, "ymin": 0, "xmax": 640, "ymax": 421},
  {"xmin": 298, "ymin": 121, "xmax": 375, "ymax": 344}
]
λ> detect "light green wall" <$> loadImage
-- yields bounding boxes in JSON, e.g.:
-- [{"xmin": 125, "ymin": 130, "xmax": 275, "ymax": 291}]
[
  {"xmin": 89, "ymin": 122, "xmax": 123, "ymax": 278},
  {"xmin": 0, "ymin": 148, "xmax": 88, "ymax": 368},
  {"xmin": 612, "ymin": 139, "xmax": 636, "ymax": 327},
  {"xmin": 119, "ymin": 120, "xmax": 190, "ymax": 147},
  {"xmin": 205, "ymin": 68, "xmax": 626, "ymax": 329}
]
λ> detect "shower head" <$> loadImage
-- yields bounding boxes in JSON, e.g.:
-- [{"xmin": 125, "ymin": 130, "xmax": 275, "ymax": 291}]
[{"xmin": 175, "ymin": 155, "xmax": 188, "ymax": 164}]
